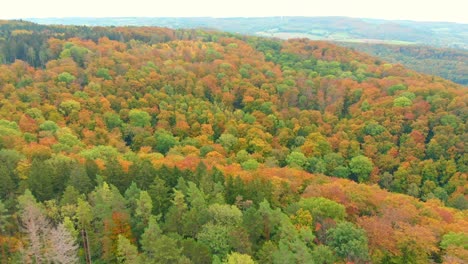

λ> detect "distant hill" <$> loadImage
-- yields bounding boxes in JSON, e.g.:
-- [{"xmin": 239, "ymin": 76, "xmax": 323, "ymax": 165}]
[
  {"xmin": 26, "ymin": 17, "xmax": 468, "ymax": 85},
  {"xmin": 27, "ymin": 16, "xmax": 468, "ymax": 49},
  {"xmin": 340, "ymin": 43, "xmax": 468, "ymax": 85}
]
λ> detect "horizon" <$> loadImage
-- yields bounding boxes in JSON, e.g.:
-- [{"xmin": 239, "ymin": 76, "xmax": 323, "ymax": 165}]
[
  {"xmin": 20, "ymin": 16, "xmax": 468, "ymax": 25},
  {"xmin": 2, "ymin": 0, "xmax": 467, "ymax": 24}
]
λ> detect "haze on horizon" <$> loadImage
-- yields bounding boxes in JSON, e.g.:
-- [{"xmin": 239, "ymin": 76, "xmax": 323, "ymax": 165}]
[{"xmin": 1, "ymin": 0, "xmax": 467, "ymax": 24}]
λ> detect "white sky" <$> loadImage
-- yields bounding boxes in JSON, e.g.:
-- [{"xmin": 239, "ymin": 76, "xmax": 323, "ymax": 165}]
[{"xmin": 1, "ymin": 0, "xmax": 467, "ymax": 24}]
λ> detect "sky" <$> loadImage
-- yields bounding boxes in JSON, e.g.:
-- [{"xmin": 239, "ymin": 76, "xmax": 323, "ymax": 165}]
[{"xmin": 1, "ymin": 0, "xmax": 467, "ymax": 24}]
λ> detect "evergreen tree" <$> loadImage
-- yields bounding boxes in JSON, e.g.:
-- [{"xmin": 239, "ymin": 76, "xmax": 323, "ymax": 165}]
[
  {"xmin": 140, "ymin": 216, "xmax": 186, "ymax": 264},
  {"xmin": 117, "ymin": 235, "xmax": 139, "ymax": 264}
]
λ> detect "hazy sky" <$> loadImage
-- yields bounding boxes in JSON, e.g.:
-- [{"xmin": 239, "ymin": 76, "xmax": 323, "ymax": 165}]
[{"xmin": 1, "ymin": 0, "xmax": 467, "ymax": 23}]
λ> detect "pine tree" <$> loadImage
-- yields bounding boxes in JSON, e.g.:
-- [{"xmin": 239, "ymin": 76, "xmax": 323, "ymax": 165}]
[
  {"xmin": 140, "ymin": 216, "xmax": 185, "ymax": 264},
  {"xmin": 117, "ymin": 234, "xmax": 139, "ymax": 264}
]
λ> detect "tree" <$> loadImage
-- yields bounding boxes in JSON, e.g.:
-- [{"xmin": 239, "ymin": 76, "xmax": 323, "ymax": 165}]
[
  {"xmin": 57, "ymin": 72, "xmax": 76, "ymax": 85},
  {"xmin": 326, "ymin": 222, "xmax": 369, "ymax": 263},
  {"xmin": 39, "ymin": 121, "xmax": 59, "ymax": 133},
  {"xmin": 140, "ymin": 216, "xmax": 186, "ymax": 264},
  {"xmin": 164, "ymin": 189, "xmax": 188, "ymax": 235},
  {"xmin": 349, "ymin": 155, "xmax": 374, "ymax": 183},
  {"xmin": 68, "ymin": 163, "xmax": 93, "ymax": 194},
  {"xmin": 256, "ymin": 241, "xmax": 277, "ymax": 264},
  {"xmin": 0, "ymin": 163, "xmax": 15, "ymax": 199},
  {"xmin": 273, "ymin": 218, "xmax": 314, "ymax": 264},
  {"xmin": 440, "ymin": 232, "xmax": 468, "ymax": 250},
  {"xmin": 295, "ymin": 197, "xmax": 346, "ymax": 222},
  {"xmin": 74, "ymin": 198, "xmax": 93, "ymax": 264},
  {"xmin": 28, "ymin": 159, "xmax": 54, "ymax": 201},
  {"xmin": 154, "ymin": 130, "xmax": 178, "ymax": 154},
  {"xmin": 135, "ymin": 191, "xmax": 152, "ymax": 225},
  {"xmin": 393, "ymin": 96, "xmax": 412, "ymax": 107},
  {"xmin": 148, "ymin": 177, "xmax": 171, "ymax": 216},
  {"xmin": 18, "ymin": 190, "xmax": 50, "ymax": 264},
  {"xmin": 224, "ymin": 252, "xmax": 255, "ymax": 264},
  {"xmin": 286, "ymin": 151, "xmax": 308, "ymax": 169},
  {"xmin": 311, "ymin": 245, "xmax": 336, "ymax": 264},
  {"xmin": 217, "ymin": 133, "xmax": 238, "ymax": 153},
  {"xmin": 241, "ymin": 159, "xmax": 259, "ymax": 171},
  {"xmin": 181, "ymin": 238, "xmax": 212, "ymax": 264},
  {"xmin": 45, "ymin": 222, "xmax": 79, "ymax": 264},
  {"xmin": 117, "ymin": 234, "xmax": 139, "ymax": 264},
  {"xmin": 197, "ymin": 223, "xmax": 231, "ymax": 257},
  {"xmin": 0, "ymin": 199, "xmax": 11, "ymax": 262},
  {"xmin": 59, "ymin": 100, "xmax": 81, "ymax": 116},
  {"xmin": 129, "ymin": 109, "xmax": 151, "ymax": 128}
]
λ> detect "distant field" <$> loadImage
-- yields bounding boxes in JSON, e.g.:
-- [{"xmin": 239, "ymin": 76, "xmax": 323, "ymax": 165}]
[
  {"xmin": 27, "ymin": 16, "xmax": 468, "ymax": 49},
  {"xmin": 256, "ymin": 31, "xmax": 417, "ymax": 45}
]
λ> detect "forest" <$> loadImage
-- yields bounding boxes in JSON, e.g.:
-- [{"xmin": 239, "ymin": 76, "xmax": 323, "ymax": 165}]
[
  {"xmin": 24, "ymin": 17, "xmax": 468, "ymax": 85},
  {"xmin": 340, "ymin": 43, "xmax": 468, "ymax": 85},
  {"xmin": 27, "ymin": 16, "xmax": 468, "ymax": 49},
  {"xmin": 0, "ymin": 20, "xmax": 466, "ymax": 263}
]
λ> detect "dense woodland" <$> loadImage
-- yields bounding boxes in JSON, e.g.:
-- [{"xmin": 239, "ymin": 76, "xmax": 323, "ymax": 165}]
[
  {"xmin": 27, "ymin": 16, "xmax": 468, "ymax": 50},
  {"xmin": 340, "ymin": 43, "xmax": 468, "ymax": 85},
  {"xmin": 0, "ymin": 20, "xmax": 467, "ymax": 263}
]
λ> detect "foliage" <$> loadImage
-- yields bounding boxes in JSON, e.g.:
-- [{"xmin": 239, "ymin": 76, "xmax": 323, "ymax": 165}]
[{"xmin": 0, "ymin": 21, "xmax": 465, "ymax": 264}]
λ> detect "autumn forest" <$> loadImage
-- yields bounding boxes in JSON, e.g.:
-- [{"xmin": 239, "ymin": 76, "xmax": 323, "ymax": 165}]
[{"xmin": 0, "ymin": 20, "xmax": 466, "ymax": 263}]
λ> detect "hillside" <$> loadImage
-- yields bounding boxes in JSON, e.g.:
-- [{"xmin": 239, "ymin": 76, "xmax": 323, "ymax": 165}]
[
  {"xmin": 0, "ymin": 21, "xmax": 466, "ymax": 263},
  {"xmin": 340, "ymin": 43, "xmax": 468, "ymax": 85},
  {"xmin": 26, "ymin": 16, "xmax": 468, "ymax": 49},
  {"xmin": 26, "ymin": 16, "xmax": 468, "ymax": 85}
]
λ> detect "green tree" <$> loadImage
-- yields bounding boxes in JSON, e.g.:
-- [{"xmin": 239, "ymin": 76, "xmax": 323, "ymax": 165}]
[
  {"xmin": 154, "ymin": 130, "xmax": 178, "ymax": 154},
  {"xmin": 117, "ymin": 235, "xmax": 139, "ymax": 264},
  {"xmin": 163, "ymin": 189, "xmax": 188, "ymax": 235},
  {"xmin": 349, "ymin": 155, "xmax": 374, "ymax": 183},
  {"xmin": 273, "ymin": 218, "xmax": 314, "ymax": 264},
  {"xmin": 286, "ymin": 151, "xmax": 308, "ymax": 169},
  {"xmin": 326, "ymin": 222, "xmax": 369, "ymax": 263},
  {"xmin": 135, "ymin": 191, "xmax": 152, "ymax": 224},
  {"xmin": 440, "ymin": 232, "xmax": 468, "ymax": 250},
  {"xmin": 0, "ymin": 163, "xmax": 15, "ymax": 199},
  {"xmin": 224, "ymin": 252, "xmax": 255, "ymax": 264},
  {"xmin": 104, "ymin": 112, "xmax": 123, "ymax": 129},
  {"xmin": 311, "ymin": 245, "xmax": 336, "ymax": 264},
  {"xmin": 148, "ymin": 177, "xmax": 171, "ymax": 216},
  {"xmin": 294, "ymin": 197, "xmax": 346, "ymax": 222},
  {"xmin": 39, "ymin": 120, "xmax": 59, "ymax": 133},
  {"xmin": 197, "ymin": 223, "xmax": 231, "ymax": 257},
  {"xmin": 68, "ymin": 163, "xmax": 93, "ymax": 194},
  {"xmin": 129, "ymin": 109, "xmax": 151, "ymax": 128},
  {"xmin": 393, "ymin": 96, "xmax": 412, "ymax": 107},
  {"xmin": 57, "ymin": 72, "xmax": 76, "ymax": 85},
  {"xmin": 140, "ymin": 216, "xmax": 186, "ymax": 264},
  {"xmin": 241, "ymin": 159, "xmax": 259, "ymax": 171},
  {"xmin": 96, "ymin": 68, "xmax": 112, "ymax": 80},
  {"xmin": 59, "ymin": 100, "xmax": 81, "ymax": 116},
  {"xmin": 217, "ymin": 133, "xmax": 238, "ymax": 153},
  {"xmin": 28, "ymin": 159, "xmax": 54, "ymax": 201},
  {"xmin": 181, "ymin": 238, "xmax": 212, "ymax": 264}
]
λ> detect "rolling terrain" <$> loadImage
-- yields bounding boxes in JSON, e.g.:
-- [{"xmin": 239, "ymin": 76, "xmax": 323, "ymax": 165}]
[
  {"xmin": 26, "ymin": 16, "xmax": 468, "ymax": 85},
  {"xmin": 0, "ymin": 20, "xmax": 466, "ymax": 263}
]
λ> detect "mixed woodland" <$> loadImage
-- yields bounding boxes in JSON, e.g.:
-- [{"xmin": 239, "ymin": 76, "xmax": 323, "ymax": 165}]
[
  {"xmin": 0, "ymin": 20, "xmax": 466, "ymax": 263},
  {"xmin": 340, "ymin": 43, "xmax": 468, "ymax": 85}
]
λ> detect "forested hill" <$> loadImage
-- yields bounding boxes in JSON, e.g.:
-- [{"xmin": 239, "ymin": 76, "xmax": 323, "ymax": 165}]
[
  {"xmin": 25, "ymin": 17, "xmax": 468, "ymax": 85},
  {"xmin": 0, "ymin": 21, "xmax": 467, "ymax": 263},
  {"xmin": 339, "ymin": 42, "xmax": 468, "ymax": 85},
  {"xmin": 26, "ymin": 16, "xmax": 468, "ymax": 49}
]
